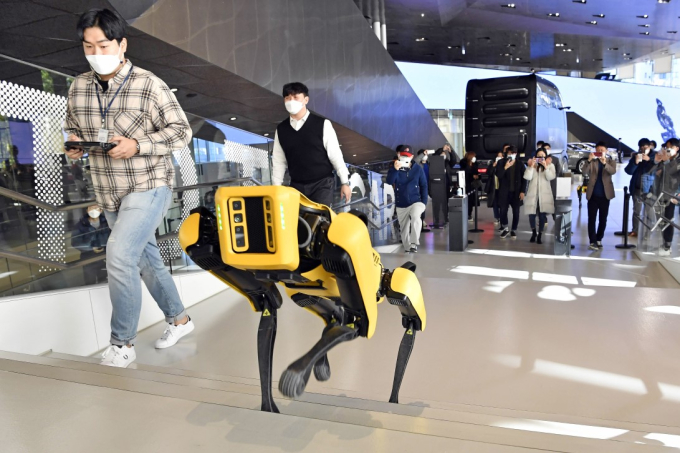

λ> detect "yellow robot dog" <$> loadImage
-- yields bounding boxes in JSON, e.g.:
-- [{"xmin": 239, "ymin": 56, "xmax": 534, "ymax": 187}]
[{"xmin": 179, "ymin": 185, "xmax": 426, "ymax": 413}]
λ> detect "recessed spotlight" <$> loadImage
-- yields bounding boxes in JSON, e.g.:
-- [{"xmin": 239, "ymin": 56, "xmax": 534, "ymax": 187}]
[
  {"xmin": 448, "ymin": 46, "xmax": 452, "ymax": 49},
  {"xmin": 263, "ymin": 133, "xmax": 270, "ymax": 137},
  {"xmin": 547, "ymin": 13, "xmax": 560, "ymax": 17},
  {"xmin": 640, "ymin": 32, "xmax": 650, "ymax": 35},
  {"xmin": 593, "ymin": 14, "xmax": 605, "ymax": 18},
  {"xmin": 572, "ymin": 0, "xmax": 586, "ymax": 3},
  {"xmin": 658, "ymin": 0, "xmax": 670, "ymax": 4},
  {"xmin": 415, "ymin": 37, "xmax": 428, "ymax": 42},
  {"xmin": 507, "ymin": 44, "xmax": 516, "ymax": 47},
  {"xmin": 607, "ymin": 47, "xmax": 619, "ymax": 51},
  {"xmin": 170, "ymin": 88, "xmax": 178, "ymax": 92},
  {"xmin": 555, "ymin": 43, "xmax": 567, "ymax": 47},
  {"xmin": 623, "ymin": 52, "xmax": 631, "ymax": 56},
  {"xmin": 593, "ymin": 58, "xmax": 603, "ymax": 61},
  {"xmin": 503, "ymin": 53, "xmax": 512, "ymax": 56},
  {"xmin": 515, "ymin": 57, "xmax": 521, "ymax": 61},
  {"xmin": 353, "ymin": 154, "xmax": 357, "ymax": 157},
  {"xmin": 230, "ymin": 117, "xmax": 237, "ymax": 121},
  {"xmin": 587, "ymin": 21, "xmax": 598, "ymax": 25},
  {"xmin": 668, "ymin": 31, "xmax": 678, "ymax": 34},
  {"xmin": 420, "ymin": 13, "xmax": 425, "ymax": 17},
  {"xmin": 563, "ymin": 48, "xmax": 573, "ymax": 52},
  {"xmin": 637, "ymin": 15, "xmax": 649, "ymax": 19},
  {"xmin": 639, "ymin": 24, "xmax": 650, "ymax": 27},
  {"xmin": 501, "ymin": 3, "xmax": 516, "ymax": 8}
]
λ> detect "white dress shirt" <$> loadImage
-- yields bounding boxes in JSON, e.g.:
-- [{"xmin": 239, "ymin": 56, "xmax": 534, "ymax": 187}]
[{"xmin": 272, "ymin": 109, "xmax": 350, "ymax": 186}]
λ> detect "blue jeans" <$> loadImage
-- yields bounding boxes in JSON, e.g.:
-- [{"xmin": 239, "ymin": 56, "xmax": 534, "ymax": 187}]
[
  {"xmin": 529, "ymin": 209, "xmax": 548, "ymax": 233},
  {"xmin": 492, "ymin": 196, "xmax": 500, "ymax": 220},
  {"xmin": 104, "ymin": 186, "xmax": 186, "ymax": 346}
]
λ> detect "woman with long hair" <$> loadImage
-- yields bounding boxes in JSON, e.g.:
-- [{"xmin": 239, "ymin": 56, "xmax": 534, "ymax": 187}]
[
  {"xmin": 459, "ymin": 151, "xmax": 480, "ymax": 221},
  {"xmin": 523, "ymin": 148, "xmax": 556, "ymax": 244}
]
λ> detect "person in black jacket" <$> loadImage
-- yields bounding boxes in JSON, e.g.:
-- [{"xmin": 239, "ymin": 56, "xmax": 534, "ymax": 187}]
[
  {"xmin": 485, "ymin": 147, "xmax": 508, "ymax": 225},
  {"xmin": 495, "ymin": 145, "xmax": 527, "ymax": 239},
  {"xmin": 459, "ymin": 151, "xmax": 480, "ymax": 221},
  {"xmin": 624, "ymin": 138, "xmax": 653, "ymax": 237},
  {"xmin": 386, "ymin": 149, "xmax": 428, "ymax": 252}
]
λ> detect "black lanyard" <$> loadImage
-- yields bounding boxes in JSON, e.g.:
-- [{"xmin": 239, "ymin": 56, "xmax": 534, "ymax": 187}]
[{"xmin": 95, "ymin": 66, "xmax": 133, "ymax": 127}]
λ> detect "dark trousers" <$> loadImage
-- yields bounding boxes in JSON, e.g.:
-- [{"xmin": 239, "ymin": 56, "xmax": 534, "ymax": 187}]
[
  {"xmin": 529, "ymin": 206, "xmax": 548, "ymax": 233},
  {"xmin": 663, "ymin": 203, "xmax": 676, "ymax": 244},
  {"xmin": 290, "ymin": 176, "xmax": 335, "ymax": 207},
  {"xmin": 430, "ymin": 180, "xmax": 448, "ymax": 225},
  {"xmin": 587, "ymin": 195, "xmax": 610, "ymax": 243},
  {"xmin": 468, "ymin": 191, "xmax": 477, "ymax": 218},
  {"xmin": 500, "ymin": 192, "xmax": 521, "ymax": 231}
]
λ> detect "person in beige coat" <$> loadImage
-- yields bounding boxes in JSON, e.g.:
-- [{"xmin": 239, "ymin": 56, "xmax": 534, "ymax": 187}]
[
  {"xmin": 523, "ymin": 149, "xmax": 556, "ymax": 244},
  {"xmin": 584, "ymin": 142, "xmax": 617, "ymax": 250}
]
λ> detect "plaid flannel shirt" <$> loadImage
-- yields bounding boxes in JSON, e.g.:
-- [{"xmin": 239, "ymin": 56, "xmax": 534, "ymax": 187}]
[{"xmin": 64, "ymin": 60, "xmax": 192, "ymax": 211}]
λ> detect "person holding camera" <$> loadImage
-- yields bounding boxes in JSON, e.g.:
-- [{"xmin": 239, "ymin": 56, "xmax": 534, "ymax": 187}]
[
  {"xmin": 624, "ymin": 138, "xmax": 654, "ymax": 238},
  {"xmin": 523, "ymin": 149, "xmax": 556, "ymax": 244},
  {"xmin": 386, "ymin": 148, "xmax": 428, "ymax": 253},
  {"xmin": 585, "ymin": 142, "xmax": 617, "ymax": 250},
  {"xmin": 64, "ymin": 9, "xmax": 194, "ymax": 368},
  {"xmin": 496, "ymin": 145, "xmax": 526, "ymax": 239}
]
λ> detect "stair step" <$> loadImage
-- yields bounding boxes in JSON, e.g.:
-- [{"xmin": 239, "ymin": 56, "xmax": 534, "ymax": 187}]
[{"xmin": 1, "ymin": 350, "xmax": 678, "ymax": 452}]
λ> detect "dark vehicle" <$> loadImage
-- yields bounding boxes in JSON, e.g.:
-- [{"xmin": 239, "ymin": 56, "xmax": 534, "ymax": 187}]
[{"xmin": 465, "ymin": 74, "xmax": 568, "ymax": 178}]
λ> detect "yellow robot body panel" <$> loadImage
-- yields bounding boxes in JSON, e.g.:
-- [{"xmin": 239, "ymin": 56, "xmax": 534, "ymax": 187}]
[
  {"xmin": 179, "ymin": 212, "xmax": 260, "ymax": 311},
  {"xmin": 284, "ymin": 265, "xmax": 341, "ymax": 325},
  {"xmin": 215, "ymin": 186, "xmax": 300, "ymax": 271},
  {"xmin": 327, "ymin": 213, "xmax": 383, "ymax": 339},
  {"xmin": 390, "ymin": 267, "xmax": 427, "ymax": 331}
]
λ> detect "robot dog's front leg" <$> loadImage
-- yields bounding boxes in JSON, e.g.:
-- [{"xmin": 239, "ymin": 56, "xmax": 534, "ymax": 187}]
[{"xmin": 382, "ymin": 262, "xmax": 427, "ymax": 404}]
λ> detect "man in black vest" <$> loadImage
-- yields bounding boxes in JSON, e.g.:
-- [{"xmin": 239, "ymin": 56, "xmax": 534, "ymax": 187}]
[{"xmin": 272, "ymin": 82, "xmax": 351, "ymax": 207}]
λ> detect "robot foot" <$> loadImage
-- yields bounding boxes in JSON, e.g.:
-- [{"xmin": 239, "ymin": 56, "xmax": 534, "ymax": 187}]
[
  {"xmin": 279, "ymin": 325, "xmax": 358, "ymax": 399},
  {"xmin": 313, "ymin": 354, "xmax": 331, "ymax": 382}
]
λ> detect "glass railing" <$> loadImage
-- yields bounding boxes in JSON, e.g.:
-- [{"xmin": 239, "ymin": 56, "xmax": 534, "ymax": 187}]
[{"xmin": 635, "ymin": 156, "xmax": 680, "ymax": 259}]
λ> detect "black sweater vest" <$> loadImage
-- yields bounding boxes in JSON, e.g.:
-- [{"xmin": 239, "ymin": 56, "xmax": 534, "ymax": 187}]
[{"xmin": 277, "ymin": 113, "xmax": 334, "ymax": 184}]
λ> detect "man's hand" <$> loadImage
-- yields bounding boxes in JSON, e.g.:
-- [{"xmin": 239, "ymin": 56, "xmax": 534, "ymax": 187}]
[
  {"xmin": 527, "ymin": 158, "xmax": 535, "ymax": 168},
  {"xmin": 505, "ymin": 159, "xmax": 515, "ymax": 169},
  {"xmin": 393, "ymin": 160, "xmax": 401, "ymax": 170},
  {"xmin": 473, "ymin": 175, "xmax": 479, "ymax": 180},
  {"xmin": 588, "ymin": 153, "xmax": 595, "ymax": 161},
  {"xmin": 340, "ymin": 184, "xmax": 351, "ymax": 203},
  {"xmin": 65, "ymin": 134, "xmax": 84, "ymax": 159},
  {"xmin": 519, "ymin": 193, "xmax": 525, "ymax": 201},
  {"xmin": 642, "ymin": 153, "xmax": 650, "ymax": 162},
  {"xmin": 546, "ymin": 156, "xmax": 553, "ymax": 166},
  {"xmin": 108, "ymin": 136, "xmax": 139, "ymax": 160},
  {"xmin": 599, "ymin": 156, "xmax": 607, "ymax": 165}
]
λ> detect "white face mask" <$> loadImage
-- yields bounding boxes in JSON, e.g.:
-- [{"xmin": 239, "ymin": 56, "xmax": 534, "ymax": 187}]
[
  {"xmin": 508, "ymin": 154, "xmax": 516, "ymax": 160},
  {"xmin": 671, "ymin": 148, "xmax": 678, "ymax": 157},
  {"xmin": 88, "ymin": 209, "xmax": 101, "ymax": 219},
  {"xmin": 471, "ymin": 157, "xmax": 477, "ymax": 163},
  {"xmin": 545, "ymin": 149, "xmax": 551, "ymax": 155},
  {"xmin": 398, "ymin": 156, "xmax": 412, "ymax": 166},
  {"xmin": 86, "ymin": 46, "xmax": 123, "ymax": 76},
  {"xmin": 285, "ymin": 100, "xmax": 305, "ymax": 115},
  {"xmin": 495, "ymin": 157, "xmax": 502, "ymax": 162},
  {"xmin": 421, "ymin": 156, "xmax": 428, "ymax": 162},
  {"xmin": 644, "ymin": 148, "xmax": 650, "ymax": 155}
]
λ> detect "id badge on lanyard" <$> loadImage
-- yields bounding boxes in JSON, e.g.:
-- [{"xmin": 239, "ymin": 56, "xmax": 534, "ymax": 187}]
[{"xmin": 96, "ymin": 66, "xmax": 133, "ymax": 143}]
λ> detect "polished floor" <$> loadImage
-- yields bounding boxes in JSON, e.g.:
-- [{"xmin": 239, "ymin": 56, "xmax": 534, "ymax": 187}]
[{"xmin": 3, "ymin": 165, "xmax": 680, "ymax": 451}]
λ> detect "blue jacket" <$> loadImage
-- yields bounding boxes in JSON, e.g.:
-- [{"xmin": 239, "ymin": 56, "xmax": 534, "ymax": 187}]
[
  {"xmin": 386, "ymin": 163, "xmax": 428, "ymax": 208},
  {"xmin": 625, "ymin": 151, "xmax": 656, "ymax": 194},
  {"xmin": 71, "ymin": 215, "xmax": 110, "ymax": 252}
]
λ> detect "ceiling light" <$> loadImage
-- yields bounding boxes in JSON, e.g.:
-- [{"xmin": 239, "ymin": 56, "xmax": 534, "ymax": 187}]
[
  {"xmin": 547, "ymin": 13, "xmax": 560, "ymax": 17},
  {"xmin": 658, "ymin": 0, "xmax": 670, "ymax": 3},
  {"xmin": 415, "ymin": 37, "xmax": 428, "ymax": 42},
  {"xmin": 639, "ymin": 24, "xmax": 650, "ymax": 27},
  {"xmin": 353, "ymin": 154, "xmax": 357, "ymax": 157},
  {"xmin": 637, "ymin": 15, "xmax": 649, "ymax": 18},
  {"xmin": 593, "ymin": 58, "xmax": 603, "ymax": 61},
  {"xmin": 669, "ymin": 31, "xmax": 678, "ymax": 34},
  {"xmin": 640, "ymin": 32, "xmax": 650, "ymax": 35},
  {"xmin": 555, "ymin": 43, "xmax": 567, "ymax": 47},
  {"xmin": 263, "ymin": 133, "xmax": 270, "ymax": 137},
  {"xmin": 593, "ymin": 14, "xmax": 605, "ymax": 18},
  {"xmin": 448, "ymin": 46, "xmax": 452, "ymax": 49},
  {"xmin": 420, "ymin": 13, "xmax": 425, "ymax": 17},
  {"xmin": 624, "ymin": 57, "xmax": 632, "ymax": 60},
  {"xmin": 607, "ymin": 47, "xmax": 619, "ymax": 51},
  {"xmin": 170, "ymin": 88, "xmax": 178, "ymax": 92},
  {"xmin": 623, "ymin": 52, "xmax": 631, "ymax": 56},
  {"xmin": 230, "ymin": 117, "xmax": 237, "ymax": 121},
  {"xmin": 587, "ymin": 20, "xmax": 598, "ymax": 25},
  {"xmin": 563, "ymin": 48, "xmax": 573, "ymax": 52},
  {"xmin": 572, "ymin": 0, "xmax": 586, "ymax": 3},
  {"xmin": 503, "ymin": 53, "xmax": 512, "ymax": 56},
  {"xmin": 501, "ymin": 3, "xmax": 516, "ymax": 8}
]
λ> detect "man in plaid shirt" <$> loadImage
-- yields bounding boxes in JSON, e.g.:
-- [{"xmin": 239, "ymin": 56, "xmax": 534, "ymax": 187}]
[{"xmin": 64, "ymin": 8, "xmax": 195, "ymax": 368}]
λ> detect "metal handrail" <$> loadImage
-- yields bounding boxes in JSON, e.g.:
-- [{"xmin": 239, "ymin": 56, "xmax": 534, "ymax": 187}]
[{"xmin": 0, "ymin": 177, "xmax": 262, "ymax": 212}]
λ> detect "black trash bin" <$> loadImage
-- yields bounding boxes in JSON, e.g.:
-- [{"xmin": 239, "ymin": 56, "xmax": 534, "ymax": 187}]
[{"xmin": 448, "ymin": 196, "xmax": 468, "ymax": 252}]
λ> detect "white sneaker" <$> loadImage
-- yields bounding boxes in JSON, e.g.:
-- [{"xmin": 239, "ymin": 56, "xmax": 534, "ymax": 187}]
[
  {"xmin": 155, "ymin": 319, "xmax": 195, "ymax": 349},
  {"xmin": 101, "ymin": 345, "xmax": 136, "ymax": 368},
  {"xmin": 659, "ymin": 247, "xmax": 671, "ymax": 257}
]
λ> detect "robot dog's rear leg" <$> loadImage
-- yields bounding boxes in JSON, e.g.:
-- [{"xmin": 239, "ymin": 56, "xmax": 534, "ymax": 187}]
[
  {"xmin": 257, "ymin": 306, "xmax": 279, "ymax": 413},
  {"xmin": 389, "ymin": 320, "xmax": 416, "ymax": 404},
  {"xmin": 279, "ymin": 325, "xmax": 358, "ymax": 399}
]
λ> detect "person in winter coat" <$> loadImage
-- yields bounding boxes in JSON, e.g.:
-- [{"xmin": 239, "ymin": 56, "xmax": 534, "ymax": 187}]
[
  {"xmin": 585, "ymin": 142, "xmax": 617, "ymax": 250},
  {"xmin": 485, "ymin": 147, "xmax": 508, "ymax": 225},
  {"xmin": 624, "ymin": 138, "xmax": 654, "ymax": 237},
  {"xmin": 523, "ymin": 149, "xmax": 556, "ymax": 244},
  {"xmin": 386, "ymin": 148, "xmax": 428, "ymax": 253},
  {"xmin": 495, "ymin": 145, "xmax": 527, "ymax": 239},
  {"xmin": 459, "ymin": 151, "xmax": 480, "ymax": 221}
]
